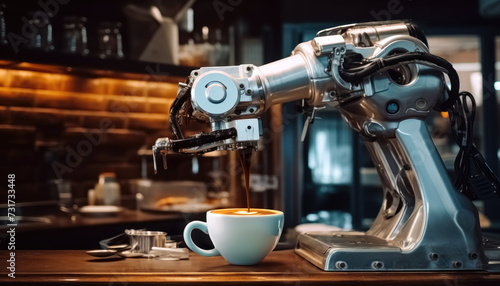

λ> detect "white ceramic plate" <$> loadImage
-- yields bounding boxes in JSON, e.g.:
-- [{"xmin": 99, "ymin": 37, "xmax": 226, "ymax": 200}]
[
  {"xmin": 79, "ymin": 205, "xmax": 123, "ymax": 216},
  {"xmin": 142, "ymin": 202, "xmax": 215, "ymax": 213}
]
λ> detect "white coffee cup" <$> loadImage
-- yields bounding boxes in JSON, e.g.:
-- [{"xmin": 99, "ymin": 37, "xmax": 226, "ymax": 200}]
[{"xmin": 183, "ymin": 208, "xmax": 284, "ymax": 265}]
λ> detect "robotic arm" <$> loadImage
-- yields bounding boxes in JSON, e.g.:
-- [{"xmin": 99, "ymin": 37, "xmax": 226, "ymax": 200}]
[
  {"xmin": 153, "ymin": 20, "xmax": 500, "ymax": 271},
  {"xmin": 153, "ymin": 20, "xmax": 456, "ymax": 159}
]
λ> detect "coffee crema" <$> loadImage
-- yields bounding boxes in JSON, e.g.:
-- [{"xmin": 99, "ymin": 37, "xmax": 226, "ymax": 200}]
[{"xmin": 211, "ymin": 208, "xmax": 280, "ymax": 216}]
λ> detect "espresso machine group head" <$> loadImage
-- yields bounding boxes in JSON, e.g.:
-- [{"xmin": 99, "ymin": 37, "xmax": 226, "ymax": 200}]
[{"xmin": 153, "ymin": 20, "xmax": 500, "ymax": 271}]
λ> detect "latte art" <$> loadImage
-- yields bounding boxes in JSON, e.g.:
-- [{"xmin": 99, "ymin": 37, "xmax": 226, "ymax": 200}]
[{"xmin": 235, "ymin": 210, "xmax": 258, "ymax": 215}]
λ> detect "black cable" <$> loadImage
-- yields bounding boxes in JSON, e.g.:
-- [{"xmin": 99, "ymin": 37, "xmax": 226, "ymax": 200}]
[
  {"xmin": 449, "ymin": 91, "xmax": 476, "ymax": 198},
  {"xmin": 339, "ymin": 52, "xmax": 459, "ymax": 111},
  {"xmin": 449, "ymin": 91, "xmax": 500, "ymax": 200},
  {"xmin": 169, "ymin": 78, "xmax": 193, "ymax": 140}
]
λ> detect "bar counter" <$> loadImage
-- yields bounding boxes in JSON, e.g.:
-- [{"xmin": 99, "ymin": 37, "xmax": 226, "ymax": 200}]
[
  {"xmin": 1, "ymin": 249, "xmax": 500, "ymax": 285},
  {"xmin": 0, "ymin": 207, "xmax": 202, "ymax": 250}
]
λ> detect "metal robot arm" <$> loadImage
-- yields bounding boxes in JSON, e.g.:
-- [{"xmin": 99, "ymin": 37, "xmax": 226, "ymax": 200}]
[
  {"xmin": 153, "ymin": 20, "xmax": 446, "ymax": 164},
  {"xmin": 153, "ymin": 20, "xmax": 500, "ymax": 271}
]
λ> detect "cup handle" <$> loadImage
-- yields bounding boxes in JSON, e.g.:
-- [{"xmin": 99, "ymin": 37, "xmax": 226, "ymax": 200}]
[{"xmin": 183, "ymin": 221, "xmax": 220, "ymax": 257}]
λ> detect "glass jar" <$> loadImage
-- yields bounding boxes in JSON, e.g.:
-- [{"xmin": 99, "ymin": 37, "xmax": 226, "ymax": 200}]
[
  {"xmin": 61, "ymin": 16, "xmax": 89, "ymax": 55},
  {"xmin": 97, "ymin": 21, "xmax": 124, "ymax": 59},
  {"xmin": 25, "ymin": 11, "xmax": 54, "ymax": 52},
  {"xmin": 0, "ymin": 3, "xmax": 8, "ymax": 45}
]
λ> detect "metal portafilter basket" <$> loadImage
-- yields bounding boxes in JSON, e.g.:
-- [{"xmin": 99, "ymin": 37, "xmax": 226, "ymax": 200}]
[{"xmin": 125, "ymin": 229, "xmax": 167, "ymax": 254}]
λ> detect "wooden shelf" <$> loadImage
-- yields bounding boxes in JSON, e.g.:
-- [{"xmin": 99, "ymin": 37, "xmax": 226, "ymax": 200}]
[{"xmin": 0, "ymin": 46, "xmax": 195, "ymax": 81}]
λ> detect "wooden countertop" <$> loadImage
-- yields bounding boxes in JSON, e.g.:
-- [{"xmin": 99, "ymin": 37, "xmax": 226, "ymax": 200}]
[{"xmin": 1, "ymin": 249, "xmax": 500, "ymax": 285}]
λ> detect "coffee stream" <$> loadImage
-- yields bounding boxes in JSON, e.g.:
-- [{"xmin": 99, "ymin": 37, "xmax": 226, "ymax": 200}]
[{"xmin": 238, "ymin": 147, "xmax": 253, "ymax": 213}]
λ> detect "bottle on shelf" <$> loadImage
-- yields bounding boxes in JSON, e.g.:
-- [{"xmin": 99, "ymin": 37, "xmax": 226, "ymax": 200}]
[{"xmin": 94, "ymin": 172, "xmax": 121, "ymax": 206}]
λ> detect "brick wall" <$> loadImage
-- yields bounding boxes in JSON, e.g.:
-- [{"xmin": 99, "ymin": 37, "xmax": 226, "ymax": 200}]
[{"xmin": 0, "ymin": 66, "xmax": 213, "ymax": 203}]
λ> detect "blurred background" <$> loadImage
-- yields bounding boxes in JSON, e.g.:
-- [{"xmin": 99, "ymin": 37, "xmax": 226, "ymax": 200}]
[{"xmin": 0, "ymin": 0, "xmax": 499, "ymax": 249}]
